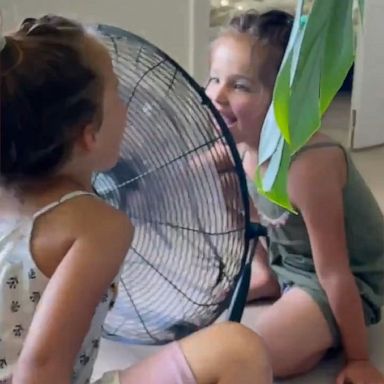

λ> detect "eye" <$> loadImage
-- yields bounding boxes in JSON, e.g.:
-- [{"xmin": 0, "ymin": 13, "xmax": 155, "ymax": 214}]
[
  {"xmin": 206, "ymin": 76, "xmax": 220, "ymax": 88},
  {"xmin": 234, "ymin": 82, "xmax": 251, "ymax": 92}
]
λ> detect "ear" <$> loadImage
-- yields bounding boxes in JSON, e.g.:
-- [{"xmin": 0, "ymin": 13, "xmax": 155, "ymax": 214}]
[{"xmin": 76, "ymin": 123, "xmax": 99, "ymax": 152}]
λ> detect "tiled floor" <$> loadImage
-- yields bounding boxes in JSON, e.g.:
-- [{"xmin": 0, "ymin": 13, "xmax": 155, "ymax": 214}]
[{"xmin": 94, "ymin": 94, "xmax": 384, "ymax": 383}]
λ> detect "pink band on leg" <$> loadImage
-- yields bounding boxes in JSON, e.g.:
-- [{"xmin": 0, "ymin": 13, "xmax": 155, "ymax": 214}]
[{"xmin": 117, "ymin": 342, "xmax": 197, "ymax": 384}]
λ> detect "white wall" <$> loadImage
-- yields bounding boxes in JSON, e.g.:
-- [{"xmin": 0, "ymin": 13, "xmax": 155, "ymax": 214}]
[
  {"xmin": 1, "ymin": 0, "xmax": 210, "ymax": 83},
  {"xmin": 350, "ymin": 0, "xmax": 384, "ymax": 149}
]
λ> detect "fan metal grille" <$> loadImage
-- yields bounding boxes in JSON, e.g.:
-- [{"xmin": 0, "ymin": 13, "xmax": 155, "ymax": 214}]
[{"xmin": 93, "ymin": 25, "xmax": 251, "ymax": 344}]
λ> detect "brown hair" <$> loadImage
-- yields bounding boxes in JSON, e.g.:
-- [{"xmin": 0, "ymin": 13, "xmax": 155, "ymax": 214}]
[
  {"xmin": 225, "ymin": 10, "xmax": 293, "ymax": 89},
  {"xmin": 0, "ymin": 15, "xmax": 104, "ymax": 186}
]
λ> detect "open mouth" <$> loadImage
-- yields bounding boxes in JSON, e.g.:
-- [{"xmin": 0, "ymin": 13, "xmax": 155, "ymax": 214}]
[
  {"xmin": 221, "ymin": 115, "xmax": 237, "ymax": 129},
  {"xmin": 213, "ymin": 110, "xmax": 238, "ymax": 134}
]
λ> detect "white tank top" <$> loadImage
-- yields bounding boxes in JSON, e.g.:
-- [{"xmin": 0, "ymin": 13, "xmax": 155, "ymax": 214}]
[{"xmin": 0, "ymin": 191, "xmax": 119, "ymax": 383}]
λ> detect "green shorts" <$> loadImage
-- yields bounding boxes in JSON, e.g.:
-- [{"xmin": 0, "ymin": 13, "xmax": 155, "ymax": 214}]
[{"xmin": 281, "ymin": 280, "xmax": 381, "ymax": 348}]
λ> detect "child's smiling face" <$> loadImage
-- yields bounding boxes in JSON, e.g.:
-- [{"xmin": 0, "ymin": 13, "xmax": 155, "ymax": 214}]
[{"xmin": 206, "ymin": 33, "xmax": 272, "ymax": 148}]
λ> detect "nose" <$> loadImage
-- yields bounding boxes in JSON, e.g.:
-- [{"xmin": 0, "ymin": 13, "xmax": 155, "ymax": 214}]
[{"xmin": 207, "ymin": 83, "xmax": 229, "ymax": 108}]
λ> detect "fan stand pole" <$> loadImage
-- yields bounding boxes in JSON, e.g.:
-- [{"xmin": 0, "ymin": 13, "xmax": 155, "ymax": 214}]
[
  {"xmin": 227, "ymin": 259, "xmax": 252, "ymax": 323},
  {"xmin": 227, "ymin": 223, "xmax": 267, "ymax": 322}
]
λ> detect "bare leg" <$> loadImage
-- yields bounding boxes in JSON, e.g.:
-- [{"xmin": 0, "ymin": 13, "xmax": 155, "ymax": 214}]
[
  {"xmin": 243, "ymin": 287, "xmax": 334, "ymax": 378},
  {"xmin": 247, "ymin": 242, "xmax": 281, "ymax": 302},
  {"xmin": 180, "ymin": 322, "xmax": 273, "ymax": 384},
  {"xmin": 117, "ymin": 322, "xmax": 272, "ymax": 384}
]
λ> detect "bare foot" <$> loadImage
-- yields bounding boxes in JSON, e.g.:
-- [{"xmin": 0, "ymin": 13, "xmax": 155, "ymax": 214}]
[{"xmin": 247, "ymin": 263, "xmax": 281, "ymax": 302}]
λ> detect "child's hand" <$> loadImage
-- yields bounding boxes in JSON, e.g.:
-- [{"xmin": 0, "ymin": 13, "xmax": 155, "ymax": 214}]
[{"xmin": 336, "ymin": 360, "xmax": 384, "ymax": 384}]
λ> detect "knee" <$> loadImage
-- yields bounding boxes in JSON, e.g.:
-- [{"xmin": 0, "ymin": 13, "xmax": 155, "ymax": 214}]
[
  {"xmin": 180, "ymin": 322, "xmax": 273, "ymax": 383},
  {"xmin": 217, "ymin": 322, "xmax": 266, "ymax": 348},
  {"xmin": 213, "ymin": 322, "xmax": 272, "ymax": 368}
]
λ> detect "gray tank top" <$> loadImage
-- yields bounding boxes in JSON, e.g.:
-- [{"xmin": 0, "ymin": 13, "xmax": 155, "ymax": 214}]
[{"xmin": 247, "ymin": 142, "xmax": 384, "ymax": 315}]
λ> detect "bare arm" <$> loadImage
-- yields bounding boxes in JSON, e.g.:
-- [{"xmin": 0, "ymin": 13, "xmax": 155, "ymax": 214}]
[
  {"xmin": 13, "ymin": 202, "xmax": 134, "ymax": 383},
  {"xmin": 289, "ymin": 152, "xmax": 368, "ymax": 361}
]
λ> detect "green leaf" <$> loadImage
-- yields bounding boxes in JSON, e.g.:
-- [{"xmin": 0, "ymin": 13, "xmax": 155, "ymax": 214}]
[
  {"xmin": 255, "ymin": 0, "xmax": 356, "ymax": 211},
  {"xmin": 358, "ymin": 0, "xmax": 365, "ymax": 20},
  {"xmin": 320, "ymin": 1, "xmax": 354, "ymax": 114},
  {"xmin": 294, "ymin": 0, "xmax": 333, "ymax": 77},
  {"xmin": 287, "ymin": 0, "xmax": 335, "ymax": 153},
  {"xmin": 273, "ymin": 50, "xmax": 293, "ymax": 144},
  {"xmin": 289, "ymin": 35, "xmax": 323, "ymax": 154}
]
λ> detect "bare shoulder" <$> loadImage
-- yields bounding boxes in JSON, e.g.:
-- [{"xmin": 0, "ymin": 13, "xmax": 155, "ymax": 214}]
[
  {"xmin": 71, "ymin": 196, "xmax": 132, "ymax": 235},
  {"xmin": 17, "ymin": 197, "xmax": 134, "ymax": 378},
  {"xmin": 59, "ymin": 196, "xmax": 134, "ymax": 261},
  {"xmin": 32, "ymin": 194, "xmax": 134, "ymax": 277},
  {"xmin": 287, "ymin": 138, "xmax": 347, "ymax": 208}
]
